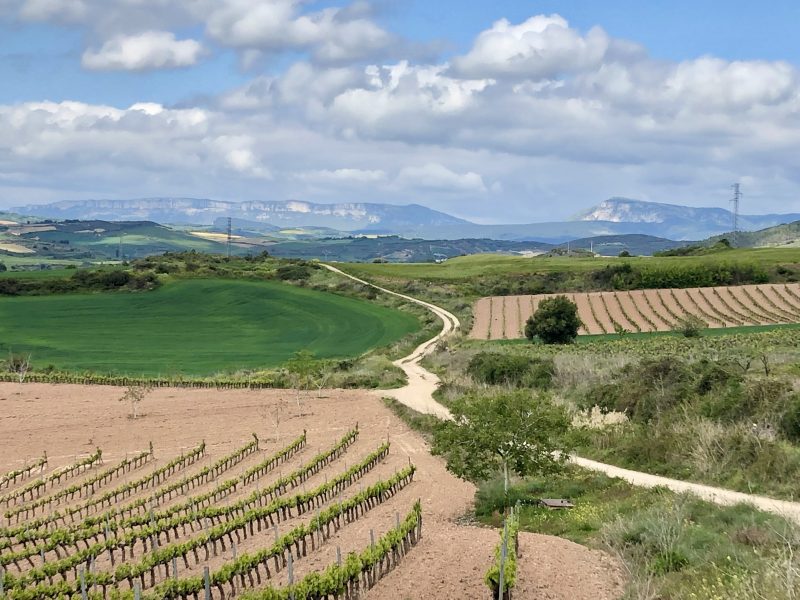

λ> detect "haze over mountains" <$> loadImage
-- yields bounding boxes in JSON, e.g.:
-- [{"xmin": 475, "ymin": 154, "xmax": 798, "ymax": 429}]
[{"xmin": 12, "ymin": 197, "xmax": 800, "ymax": 243}]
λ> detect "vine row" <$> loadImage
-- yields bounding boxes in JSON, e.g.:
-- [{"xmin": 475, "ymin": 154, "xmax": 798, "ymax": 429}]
[
  {"xmin": 0, "ymin": 443, "xmax": 206, "ymax": 538},
  {"xmin": 1, "ymin": 435, "xmax": 309, "ymax": 564},
  {"xmin": 6, "ymin": 464, "xmax": 416, "ymax": 598},
  {"xmin": 0, "ymin": 456, "xmax": 47, "ymax": 491},
  {"xmin": 4, "ymin": 451, "xmax": 152, "ymax": 524},
  {"xmin": 1, "ymin": 450, "xmax": 103, "ymax": 507}
]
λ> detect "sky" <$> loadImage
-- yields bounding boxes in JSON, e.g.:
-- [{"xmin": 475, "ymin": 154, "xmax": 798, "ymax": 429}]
[{"xmin": 1, "ymin": 1, "xmax": 800, "ymax": 222}]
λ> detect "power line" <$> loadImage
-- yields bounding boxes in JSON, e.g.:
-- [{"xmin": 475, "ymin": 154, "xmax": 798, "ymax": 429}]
[
  {"xmin": 226, "ymin": 217, "xmax": 232, "ymax": 258},
  {"xmin": 730, "ymin": 183, "xmax": 742, "ymax": 247}
]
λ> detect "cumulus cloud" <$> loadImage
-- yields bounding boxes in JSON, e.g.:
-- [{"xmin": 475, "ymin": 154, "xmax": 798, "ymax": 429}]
[
  {"xmin": 451, "ymin": 14, "xmax": 610, "ymax": 79},
  {"xmin": 395, "ymin": 163, "xmax": 486, "ymax": 193},
  {"xmin": 2, "ymin": 12, "xmax": 800, "ymax": 219},
  {"xmin": 81, "ymin": 31, "xmax": 204, "ymax": 71},
  {"xmin": 204, "ymin": 0, "xmax": 395, "ymax": 63}
]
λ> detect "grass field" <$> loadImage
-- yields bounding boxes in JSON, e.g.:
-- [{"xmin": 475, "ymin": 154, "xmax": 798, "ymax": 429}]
[
  {"xmin": 0, "ymin": 279, "xmax": 420, "ymax": 375},
  {"xmin": 340, "ymin": 248, "xmax": 800, "ymax": 281}
]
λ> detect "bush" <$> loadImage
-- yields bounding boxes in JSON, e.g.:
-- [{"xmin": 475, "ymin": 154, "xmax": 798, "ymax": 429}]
[
  {"xmin": 467, "ymin": 352, "xmax": 554, "ymax": 389},
  {"xmin": 525, "ymin": 296, "xmax": 582, "ymax": 344},
  {"xmin": 780, "ymin": 393, "xmax": 800, "ymax": 443},
  {"xmin": 674, "ymin": 314, "xmax": 705, "ymax": 338},
  {"xmin": 276, "ymin": 264, "xmax": 312, "ymax": 280}
]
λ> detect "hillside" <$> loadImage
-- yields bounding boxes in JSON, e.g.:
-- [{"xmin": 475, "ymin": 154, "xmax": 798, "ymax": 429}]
[
  {"xmin": 0, "ymin": 219, "xmax": 227, "ymax": 261},
  {"xmin": 575, "ymin": 197, "xmax": 800, "ymax": 230},
  {"xmin": 14, "ymin": 197, "xmax": 800, "ymax": 242},
  {"xmin": 708, "ymin": 220, "xmax": 800, "ymax": 248},
  {"xmin": 12, "ymin": 198, "xmax": 471, "ymax": 231}
]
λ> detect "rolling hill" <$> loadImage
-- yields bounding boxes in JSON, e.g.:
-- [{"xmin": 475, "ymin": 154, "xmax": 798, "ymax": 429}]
[{"xmin": 13, "ymin": 197, "xmax": 800, "ymax": 242}]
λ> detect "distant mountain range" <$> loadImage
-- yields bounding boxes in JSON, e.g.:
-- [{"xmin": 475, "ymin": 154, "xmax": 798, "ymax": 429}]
[{"xmin": 11, "ymin": 197, "xmax": 800, "ymax": 243}]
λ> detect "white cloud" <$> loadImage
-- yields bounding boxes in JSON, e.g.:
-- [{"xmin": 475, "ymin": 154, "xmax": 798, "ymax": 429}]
[
  {"xmin": 3, "ymin": 12, "xmax": 800, "ymax": 219},
  {"xmin": 81, "ymin": 31, "xmax": 204, "ymax": 71},
  {"xmin": 395, "ymin": 163, "xmax": 486, "ymax": 193},
  {"xmin": 17, "ymin": 0, "xmax": 88, "ymax": 22},
  {"xmin": 204, "ymin": 0, "xmax": 394, "ymax": 62},
  {"xmin": 299, "ymin": 168, "xmax": 387, "ymax": 183},
  {"xmin": 452, "ymin": 14, "xmax": 610, "ymax": 79}
]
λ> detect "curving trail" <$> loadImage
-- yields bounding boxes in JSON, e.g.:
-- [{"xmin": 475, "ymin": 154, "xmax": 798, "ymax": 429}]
[
  {"xmin": 321, "ymin": 264, "xmax": 456, "ymax": 419},
  {"xmin": 323, "ymin": 264, "xmax": 800, "ymax": 524}
]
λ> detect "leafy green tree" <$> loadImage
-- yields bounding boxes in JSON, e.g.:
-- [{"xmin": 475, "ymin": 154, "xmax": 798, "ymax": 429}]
[
  {"xmin": 432, "ymin": 391, "xmax": 572, "ymax": 496},
  {"xmin": 524, "ymin": 296, "xmax": 582, "ymax": 344},
  {"xmin": 0, "ymin": 261, "xmax": 6, "ymax": 272}
]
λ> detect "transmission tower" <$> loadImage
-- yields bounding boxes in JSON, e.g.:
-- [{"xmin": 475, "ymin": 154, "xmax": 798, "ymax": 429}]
[
  {"xmin": 226, "ymin": 217, "xmax": 232, "ymax": 258},
  {"xmin": 730, "ymin": 183, "xmax": 742, "ymax": 247}
]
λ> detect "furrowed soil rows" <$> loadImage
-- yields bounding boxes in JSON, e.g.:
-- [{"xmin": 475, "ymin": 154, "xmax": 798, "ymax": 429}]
[
  {"xmin": 472, "ymin": 283, "xmax": 800, "ymax": 339},
  {"xmin": 0, "ymin": 384, "xmax": 625, "ymax": 599}
]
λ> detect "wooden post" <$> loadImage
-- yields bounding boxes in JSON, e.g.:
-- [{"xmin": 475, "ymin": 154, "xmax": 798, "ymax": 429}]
[
  {"xmin": 232, "ymin": 542, "xmax": 237, "ymax": 560},
  {"xmin": 204, "ymin": 566, "xmax": 211, "ymax": 600},
  {"xmin": 80, "ymin": 566, "xmax": 87, "ymax": 600},
  {"xmin": 498, "ymin": 520, "xmax": 508, "ymax": 600},
  {"xmin": 134, "ymin": 581, "xmax": 141, "ymax": 600},
  {"xmin": 1, "ymin": 565, "xmax": 5, "ymax": 597},
  {"xmin": 370, "ymin": 529, "xmax": 375, "ymax": 548},
  {"xmin": 336, "ymin": 546, "xmax": 341, "ymax": 566},
  {"xmin": 172, "ymin": 556, "xmax": 178, "ymax": 580},
  {"xmin": 288, "ymin": 552, "xmax": 295, "ymax": 600}
]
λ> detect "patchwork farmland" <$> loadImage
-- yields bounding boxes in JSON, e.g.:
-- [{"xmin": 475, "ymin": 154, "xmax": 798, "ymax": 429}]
[{"xmin": 470, "ymin": 283, "xmax": 800, "ymax": 339}]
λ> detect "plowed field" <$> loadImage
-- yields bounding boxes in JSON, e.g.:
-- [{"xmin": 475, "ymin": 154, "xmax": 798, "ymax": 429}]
[
  {"xmin": 470, "ymin": 283, "xmax": 800, "ymax": 339},
  {"xmin": 0, "ymin": 385, "xmax": 624, "ymax": 599}
]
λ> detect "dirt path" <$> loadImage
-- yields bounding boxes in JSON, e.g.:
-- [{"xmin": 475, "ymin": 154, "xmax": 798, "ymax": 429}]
[
  {"xmin": 321, "ymin": 264, "xmax": 456, "ymax": 420},
  {"xmin": 322, "ymin": 265, "xmax": 800, "ymax": 526}
]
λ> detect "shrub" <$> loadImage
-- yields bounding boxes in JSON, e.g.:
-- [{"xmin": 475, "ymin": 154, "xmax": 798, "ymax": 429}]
[
  {"xmin": 674, "ymin": 314, "xmax": 705, "ymax": 338},
  {"xmin": 276, "ymin": 264, "xmax": 312, "ymax": 280},
  {"xmin": 780, "ymin": 393, "xmax": 800, "ymax": 443},
  {"xmin": 525, "ymin": 296, "xmax": 582, "ymax": 344},
  {"xmin": 467, "ymin": 352, "xmax": 554, "ymax": 389}
]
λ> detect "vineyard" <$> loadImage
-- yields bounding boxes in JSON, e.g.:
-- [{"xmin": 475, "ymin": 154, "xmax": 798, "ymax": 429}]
[
  {"xmin": 471, "ymin": 283, "xmax": 800, "ymax": 339},
  {"xmin": 0, "ymin": 385, "xmax": 484, "ymax": 600}
]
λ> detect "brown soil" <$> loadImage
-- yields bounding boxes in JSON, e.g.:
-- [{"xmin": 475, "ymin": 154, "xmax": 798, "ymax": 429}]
[
  {"xmin": 470, "ymin": 297, "xmax": 492, "ymax": 340},
  {"xmin": 470, "ymin": 284, "xmax": 800, "ymax": 340},
  {"xmin": 686, "ymin": 288, "xmax": 736, "ymax": 327},
  {"xmin": 503, "ymin": 296, "xmax": 523, "ymax": 339},
  {"xmin": 573, "ymin": 294, "xmax": 604, "ymax": 334},
  {"xmin": 0, "ymin": 383, "xmax": 625, "ymax": 599},
  {"xmin": 627, "ymin": 290, "xmax": 669, "ymax": 331},
  {"xmin": 489, "ymin": 297, "xmax": 504, "ymax": 340}
]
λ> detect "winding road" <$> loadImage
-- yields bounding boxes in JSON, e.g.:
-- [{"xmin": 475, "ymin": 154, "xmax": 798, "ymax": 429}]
[{"xmin": 323, "ymin": 264, "xmax": 800, "ymax": 524}]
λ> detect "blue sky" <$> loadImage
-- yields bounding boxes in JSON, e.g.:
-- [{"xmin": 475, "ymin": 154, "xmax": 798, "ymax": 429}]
[{"xmin": 1, "ymin": 1, "xmax": 799, "ymax": 220}]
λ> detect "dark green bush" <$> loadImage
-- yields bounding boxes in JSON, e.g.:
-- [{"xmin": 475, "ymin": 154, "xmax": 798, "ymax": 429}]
[
  {"xmin": 525, "ymin": 296, "xmax": 581, "ymax": 344},
  {"xmin": 467, "ymin": 352, "xmax": 554, "ymax": 389}
]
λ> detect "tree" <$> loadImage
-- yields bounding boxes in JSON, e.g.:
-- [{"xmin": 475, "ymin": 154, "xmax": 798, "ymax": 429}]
[
  {"xmin": 432, "ymin": 391, "xmax": 572, "ymax": 497},
  {"xmin": 120, "ymin": 385, "xmax": 152, "ymax": 419},
  {"xmin": 286, "ymin": 350, "xmax": 316, "ymax": 409},
  {"xmin": 524, "ymin": 296, "xmax": 582, "ymax": 344},
  {"xmin": 6, "ymin": 352, "xmax": 32, "ymax": 383},
  {"xmin": 0, "ymin": 261, "xmax": 6, "ymax": 272},
  {"xmin": 618, "ymin": 250, "xmax": 631, "ymax": 258}
]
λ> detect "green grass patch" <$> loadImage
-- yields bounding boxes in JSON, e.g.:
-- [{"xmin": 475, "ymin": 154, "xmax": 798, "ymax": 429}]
[
  {"xmin": 340, "ymin": 248, "xmax": 800, "ymax": 281},
  {"xmin": 0, "ymin": 279, "xmax": 420, "ymax": 376},
  {"xmin": 476, "ymin": 467, "xmax": 800, "ymax": 599},
  {"xmin": 488, "ymin": 321, "xmax": 800, "ymax": 345}
]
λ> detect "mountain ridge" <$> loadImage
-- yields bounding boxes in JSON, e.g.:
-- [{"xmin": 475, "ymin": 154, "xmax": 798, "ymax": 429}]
[{"xmin": 11, "ymin": 197, "xmax": 800, "ymax": 242}]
